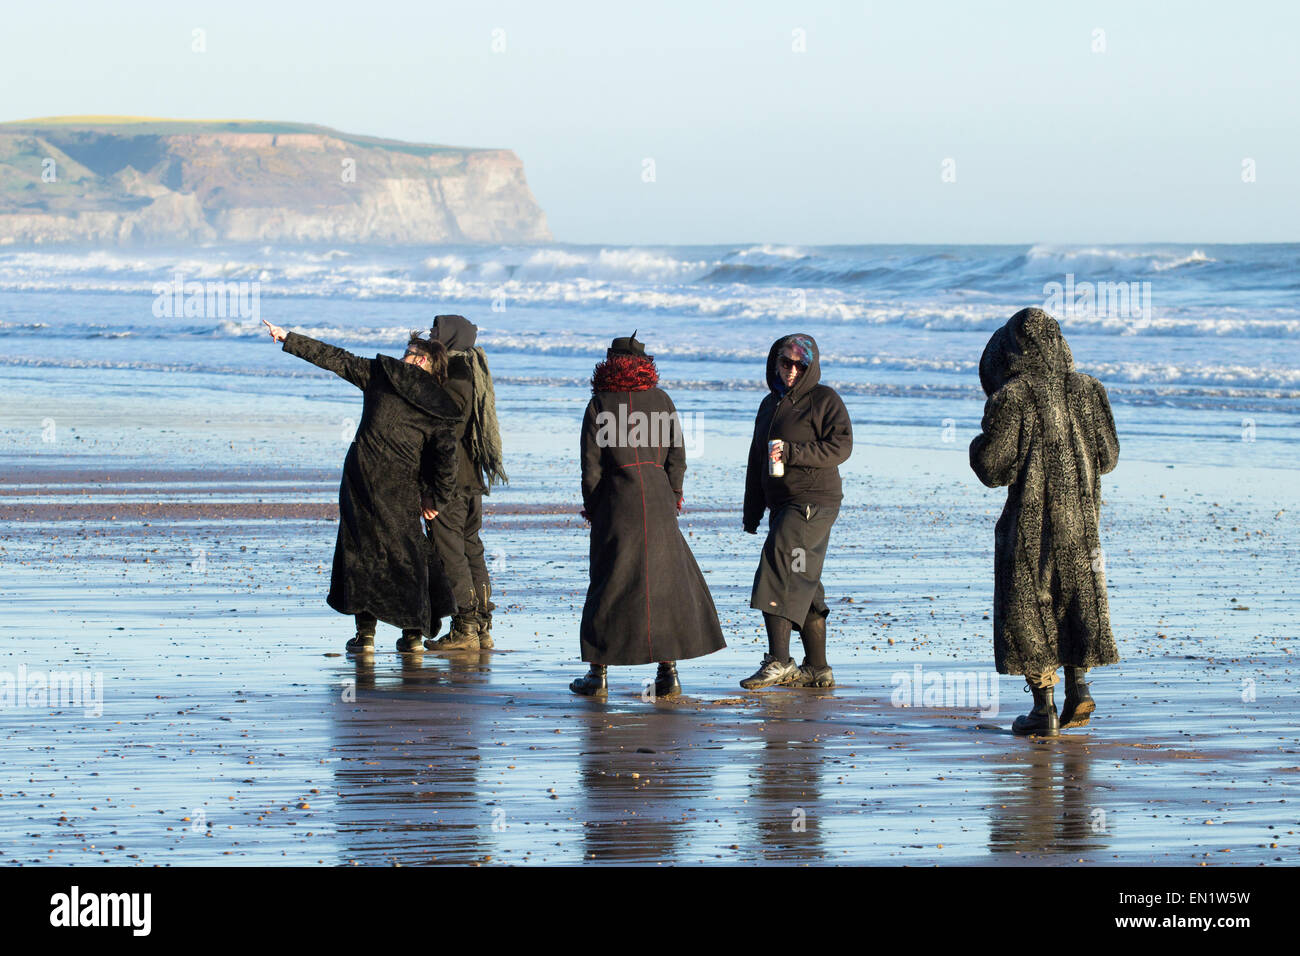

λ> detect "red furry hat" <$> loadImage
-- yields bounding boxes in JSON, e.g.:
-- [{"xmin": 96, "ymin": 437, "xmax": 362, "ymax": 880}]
[
  {"xmin": 591, "ymin": 353, "xmax": 659, "ymax": 393},
  {"xmin": 592, "ymin": 331, "xmax": 658, "ymax": 392}
]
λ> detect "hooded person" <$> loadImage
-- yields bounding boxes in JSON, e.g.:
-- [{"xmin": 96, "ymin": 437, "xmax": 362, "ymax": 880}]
[
  {"xmin": 571, "ymin": 332, "xmax": 726, "ymax": 697},
  {"xmin": 741, "ymin": 333, "xmax": 853, "ymax": 690},
  {"xmin": 422, "ymin": 313, "xmax": 508, "ymax": 652},
  {"xmin": 970, "ymin": 307, "xmax": 1120, "ymax": 736},
  {"xmin": 261, "ymin": 319, "xmax": 461, "ymax": 654}
]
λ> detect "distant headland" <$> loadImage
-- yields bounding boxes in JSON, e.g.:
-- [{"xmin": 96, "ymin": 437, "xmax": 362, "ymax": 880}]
[{"xmin": 0, "ymin": 117, "xmax": 551, "ymax": 245}]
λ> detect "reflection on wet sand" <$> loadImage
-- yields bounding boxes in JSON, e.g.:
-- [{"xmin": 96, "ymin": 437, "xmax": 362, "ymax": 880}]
[
  {"xmin": 574, "ymin": 696, "xmax": 715, "ymax": 864},
  {"xmin": 330, "ymin": 650, "xmax": 495, "ymax": 865},
  {"xmin": 747, "ymin": 692, "xmax": 829, "ymax": 863},
  {"xmin": 177, "ymin": 654, "xmax": 1289, "ymax": 866},
  {"xmin": 988, "ymin": 739, "xmax": 1109, "ymax": 858}
]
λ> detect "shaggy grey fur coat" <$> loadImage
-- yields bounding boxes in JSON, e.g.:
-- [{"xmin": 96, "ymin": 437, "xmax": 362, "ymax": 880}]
[{"xmin": 970, "ymin": 308, "xmax": 1121, "ymax": 676}]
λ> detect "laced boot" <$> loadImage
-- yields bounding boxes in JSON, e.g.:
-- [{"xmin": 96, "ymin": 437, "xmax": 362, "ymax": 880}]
[
  {"xmin": 425, "ymin": 614, "xmax": 480, "ymax": 652},
  {"xmin": 346, "ymin": 615, "xmax": 376, "ymax": 654},
  {"xmin": 345, "ymin": 630, "xmax": 374, "ymax": 655}
]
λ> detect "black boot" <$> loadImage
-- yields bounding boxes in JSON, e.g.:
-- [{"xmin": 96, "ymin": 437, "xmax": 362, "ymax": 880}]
[
  {"xmin": 425, "ymin": 614, "xmax": 480, "ymax": 652},
  {"xmin": 476, "ymin": 612, "xmax": 494, "ymax": 650},
  {"xmin": 345, "ymin": 631, "xmax": 374, "ymax": 654},
  {"xmin": 395, "ymin": 629, "xmax": 424, "ymax": 653},
  {"xmin": 570, "ymin": 664, "xmax": 607, "ymax": 697},
  {"xmin": 654, "ymin": 662, "xmax": 681, "ymax": 698},
  {"xmin": 346, "ymin": 614, "xmax": 376, "ymax": 654},
  {"xmin": 1012, "ymin": 682, "xmax": 1060, "ymax": 736},
  {"xmin": 476, "ymin": 583, "xmax": 495, "ymax": 649},
  {"xmin": 1060, "ymin": 667, "xmax": 1095, "ymax": 728}
]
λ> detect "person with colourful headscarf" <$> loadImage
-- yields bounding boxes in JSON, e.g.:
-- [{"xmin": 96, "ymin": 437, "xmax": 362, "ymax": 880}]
[{"xmin": 741, "ymin": 333, "xmax": 853, "ymax": 689}]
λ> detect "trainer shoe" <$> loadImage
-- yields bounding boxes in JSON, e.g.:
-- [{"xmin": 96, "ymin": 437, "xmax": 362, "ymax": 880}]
[
  {"xmin": 739, "ymin": 653, "xmax": 800, "ymax": 690},
  {"xmin": 793, "ymin": 658, "xmax": 835, "ymax": 688}
]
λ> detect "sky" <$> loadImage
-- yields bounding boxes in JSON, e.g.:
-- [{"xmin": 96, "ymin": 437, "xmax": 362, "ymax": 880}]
[{"xmin": 1, "ymin": 0, "xmax": 1296, "ymax": 244}]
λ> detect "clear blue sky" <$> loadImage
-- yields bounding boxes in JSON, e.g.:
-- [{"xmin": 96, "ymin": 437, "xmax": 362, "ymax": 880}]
[{"xmin": 2, "ymin": 0, "xmax": 1296, "ymax": 244}]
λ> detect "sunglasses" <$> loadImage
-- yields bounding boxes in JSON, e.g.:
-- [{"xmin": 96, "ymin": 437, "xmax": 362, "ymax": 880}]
[{"xmin": 778, "ymin": 356, "xmax": 806, "ymax": 370}]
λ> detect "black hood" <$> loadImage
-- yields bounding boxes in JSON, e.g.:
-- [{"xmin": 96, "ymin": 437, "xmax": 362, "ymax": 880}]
[
  {"xmin": 978, "ymin": 308, "xmax": 1075, "ymax": 396},
  {"xmin": 431, "ymin": 314, "xmax": 478, "ymax": 352},
  {"xmin": 765, "ymin": 332, "xmax": 822, "ymax": 400},
  {"xmin": 376, "ymin": 354, "xmax": 461, "ymax": 419}
]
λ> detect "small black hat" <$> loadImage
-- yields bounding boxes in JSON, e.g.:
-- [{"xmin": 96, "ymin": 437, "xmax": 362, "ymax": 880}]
[{"xmin": 607, "ymin": 329, "xmax": 651, "ymax": 360}]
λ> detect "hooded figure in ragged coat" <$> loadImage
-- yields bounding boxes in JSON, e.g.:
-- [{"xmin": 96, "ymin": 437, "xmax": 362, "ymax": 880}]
[
  {"xmin": 570, "ymin": 332, "xmax": 726, "ymax": 698},
  {"xmin": 741, "ymin": 333, "xmax": 853, "ymax": 690},
  {"xmin": 970, "ymin": 307, "xmax": 1120, "ymax": 736},
  {"xmin": 262, "ymin": 319, "xmax": 461, "ymax": 654},
  {"xmin": 422, "ymin": 313, "xmax": 507, "ymax": 653}
]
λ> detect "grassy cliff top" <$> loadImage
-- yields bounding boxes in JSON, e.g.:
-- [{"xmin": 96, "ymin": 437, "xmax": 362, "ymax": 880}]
[{"xmin": 0, "ymin": 117, "xmax": 481, "ymax": 155}]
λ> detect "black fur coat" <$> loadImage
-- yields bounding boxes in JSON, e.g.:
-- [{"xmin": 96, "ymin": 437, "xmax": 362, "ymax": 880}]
[{"xmin": 283, "ymin": 332, "xmax": 460, "ymax": 634}]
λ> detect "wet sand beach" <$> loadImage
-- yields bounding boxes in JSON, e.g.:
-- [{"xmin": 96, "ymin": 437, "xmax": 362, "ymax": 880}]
[{"xmin": 1, "ymin": 440, "xmax": 1296, "ymax": 866}]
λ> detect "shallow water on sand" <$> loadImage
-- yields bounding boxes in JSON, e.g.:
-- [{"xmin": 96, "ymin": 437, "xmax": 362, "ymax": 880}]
[
  {"xmin": 0, "ymin": 617, "xmax": 1294, "ymax": 865},
  {"xmin": 0, "ymin": 368, "xmax": 1297, "ymax": 863}
]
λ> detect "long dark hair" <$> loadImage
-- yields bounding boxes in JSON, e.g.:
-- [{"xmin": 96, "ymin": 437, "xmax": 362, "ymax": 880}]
[{"xmin": 405, "ymin": 331, "xmax": 448, "ymax": 383}]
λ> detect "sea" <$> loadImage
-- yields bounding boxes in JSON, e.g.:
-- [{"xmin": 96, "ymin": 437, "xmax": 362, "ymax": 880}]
[{"xmin": 1, "ymin": 241, "xmax": 1297, "ymax": 472}]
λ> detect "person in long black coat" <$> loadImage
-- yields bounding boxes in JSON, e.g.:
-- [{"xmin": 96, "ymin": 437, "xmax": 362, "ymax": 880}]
[
  {"xmin": 741, "ymin": 333, "xmax": 853, "ymax": 690},
  {"xmin": 422, "ymin": 313, "xmax": 507, "ymax": 652},
  {"xmin": 970, "ymin": 308, "xmax": 1120, "ymax": 735},
  {"xmin": 262, "ymin": 319, "xmax": 461, "ymax": 654},
  {"xmin": 571, "ymin": 332, "xmax": 726, "ymax": 698}
]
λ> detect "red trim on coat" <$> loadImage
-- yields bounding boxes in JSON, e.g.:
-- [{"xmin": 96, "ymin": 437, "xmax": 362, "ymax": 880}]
[{"xmin": 628, "ymin": 391, "xmax": 655, "ymax": 661}]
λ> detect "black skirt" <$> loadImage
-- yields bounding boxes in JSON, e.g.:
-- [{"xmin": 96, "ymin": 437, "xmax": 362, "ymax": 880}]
[{"xmin": 750, "ymin": 502, "xmax": 840, "ymax": 628}]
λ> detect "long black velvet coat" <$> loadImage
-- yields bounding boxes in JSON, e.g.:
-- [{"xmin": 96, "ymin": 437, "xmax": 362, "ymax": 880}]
[
  {"xmin": 969, "ymin": 309, "xmax": 1121, "ymax": 676},
  {"xmin": 579, "ymin": 383, "xmax": 726, "ymax": 666},
  {"xmin": 283, "ymin": 332, "xmax": 461, "ymax": 635}
]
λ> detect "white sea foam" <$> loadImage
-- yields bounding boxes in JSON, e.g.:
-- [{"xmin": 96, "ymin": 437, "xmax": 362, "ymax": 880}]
[
  {"xmin": 1, "ymin": 243, "xmax": 1296, "ymax": 408},
  {"xmin": 1025, "ymin": 244, "xmax": 1216, "ymax": 273}
]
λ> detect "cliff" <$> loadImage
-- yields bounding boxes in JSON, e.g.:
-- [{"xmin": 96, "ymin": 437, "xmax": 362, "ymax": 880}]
[{"xmin": 0, "ymin": 117, "xmax": 551, "ymax": 245}]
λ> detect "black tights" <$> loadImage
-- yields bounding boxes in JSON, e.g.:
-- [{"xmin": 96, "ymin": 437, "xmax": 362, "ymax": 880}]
[
  {"xmin": 355, "ymin": 612, "xmax": 419, "ymax": 638},
  {"xmin": 764, "ymin": 613, "xmax": 791, "ymax": 661},
  {"xmin": 763, "ymin": 611, "xmax": 828, "ymax": 667},
  {"xmin": 800, "ymin": 612, "xmax": 828, "ymax": 668}
]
